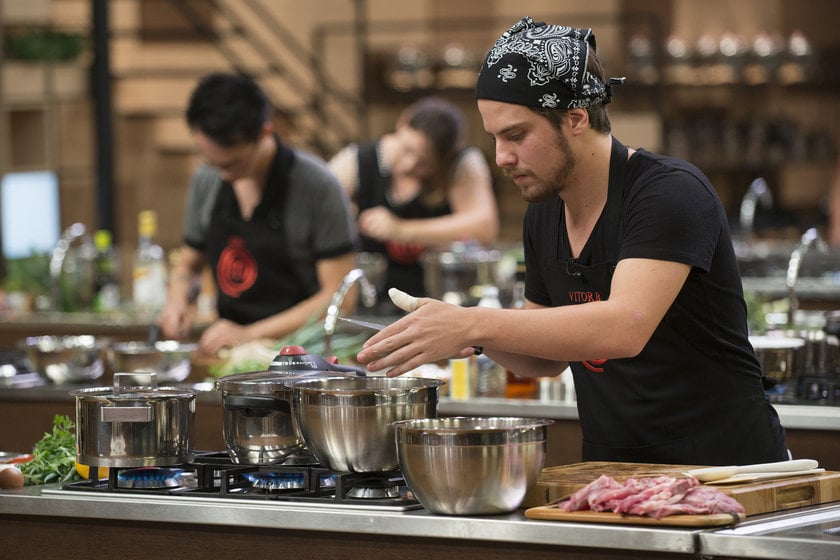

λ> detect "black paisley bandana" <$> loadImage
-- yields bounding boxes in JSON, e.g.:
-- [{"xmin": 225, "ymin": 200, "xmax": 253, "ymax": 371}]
[{"xmin": 475, "ymin": 16, "xmax": 624, "ymax": 109}]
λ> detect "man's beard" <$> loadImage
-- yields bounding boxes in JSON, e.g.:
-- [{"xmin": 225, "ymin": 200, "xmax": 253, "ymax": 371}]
[{"xmin": 511, "ymin": 132, "xmax": 575, "ymax": 204}]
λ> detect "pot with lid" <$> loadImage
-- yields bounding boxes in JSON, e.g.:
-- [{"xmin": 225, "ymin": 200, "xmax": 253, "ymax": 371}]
[
  {"xmin": 214, "ymin": 345, "xmax": 365, "ymax": 465},
  {"xmin": 71, "ymin": 372, "xmax": 197, "ymax": 467}
]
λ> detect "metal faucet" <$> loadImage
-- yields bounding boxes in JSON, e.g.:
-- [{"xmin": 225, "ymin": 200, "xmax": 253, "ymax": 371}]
[
  {"xmin": 323, "ymin": 268, "xmax": 378, "ymax": 354},
  {"xmin": 739, "ymin": 178, "xmax": 773, "ymax": 239},
  {"xmin": 785, "ymin": 227, "xmax": 829, "ymax": 327},
  {"xmin": 49, "ymin": 222, "xmax": 87, "ymax": 311}
]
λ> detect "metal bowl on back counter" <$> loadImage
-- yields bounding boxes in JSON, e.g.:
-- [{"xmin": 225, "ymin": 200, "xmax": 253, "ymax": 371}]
[
  {"xmin": 20, "ymin": 335, "xmax": 111, "ymax": 384},
  {"xmin": 108, "ymin": 340, "xmax": 198, "ymax": 384}
]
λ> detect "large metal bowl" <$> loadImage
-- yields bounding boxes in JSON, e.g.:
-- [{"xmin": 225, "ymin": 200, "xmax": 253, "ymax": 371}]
[
  {"xmin": 20, "ymin": 335, "xmax": 111, "ymax": 384},
  {"xmin": 108, "ymin": 340, "xmax": 198, "ymax": 383},
  {"xmin": 394, "ymin": 416, "xmax": 554, "ymax": 515},
  {"xmin": 292, "ymin": 377, "xmax": 443, "ymax": 473}
]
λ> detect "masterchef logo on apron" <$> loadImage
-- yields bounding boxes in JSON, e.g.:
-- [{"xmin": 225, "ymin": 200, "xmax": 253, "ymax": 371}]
[
  {"xmin": 385, "ymin": 239, "xmax": 425, "ymax": 265},
  {"xmin": 217, "ymin": 236, "xmax": 258, "ymax": 297}
]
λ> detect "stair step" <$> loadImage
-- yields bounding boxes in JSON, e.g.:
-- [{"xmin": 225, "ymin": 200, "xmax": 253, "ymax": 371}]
[
  {"xmin": 154, "ymin": 116, "xmax": 195, "ymax": 154},
  {"xmin": 114, "ymin": 76, "xmax": 198, "ymax": 115},
  {"xmin": 111, "ymin": 37, "xmax": 229, "ymax": 77}
]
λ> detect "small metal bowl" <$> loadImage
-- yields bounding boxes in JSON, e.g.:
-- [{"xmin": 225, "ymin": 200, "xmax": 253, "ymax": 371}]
[
  {"xmin": 108, "ymin": 340, "xmax": 197, "ymax": 383},
  {"xmin": 394, "ymin": 416, "xmax": 554, "ymax": 515},
  {"xmin": 20, "ymin": 335, "xmax": 111, "ymax": 384}
]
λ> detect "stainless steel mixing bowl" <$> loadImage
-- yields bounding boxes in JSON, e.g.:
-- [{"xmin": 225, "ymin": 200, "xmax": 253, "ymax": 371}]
[
  {"xmin": 394, "ymin": 416, "xmax": 554, "ymax": 515},
  {"xmin": 20, "ymin": 335, "xmax": 111, "ymax": 384},
  {"xmin": 292, "ymin": 377, "xmax": 443, "ymax": 473},
  {"xmin": 108, "ymin": 340, "xmax": 197, "ymax": 383}
]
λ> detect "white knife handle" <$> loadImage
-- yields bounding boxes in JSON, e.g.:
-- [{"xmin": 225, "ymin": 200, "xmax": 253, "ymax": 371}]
[{"xmin": 734, "ymin": 458, "xmax": 818, "ymax": 474}]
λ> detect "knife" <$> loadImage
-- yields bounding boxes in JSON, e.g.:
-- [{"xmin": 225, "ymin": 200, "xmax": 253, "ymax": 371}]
[
  {"xmin": 683, "ymin": 458, "xmax": 819, "ymax": 482},
  {"xmin": 338, "ymin": 317, "xmax": 390, "ymax": 331},
  {"xmin": 337, "ymin": 317, "xmax": 483, "ymax": 355}
]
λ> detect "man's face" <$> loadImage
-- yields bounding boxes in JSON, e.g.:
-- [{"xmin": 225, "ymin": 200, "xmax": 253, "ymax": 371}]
[
  {"xmin": 478, "ymin": 99, "xmax": 575, "ymax": 203},
  {"xmin": 192, "ymin": 131, "xmax": 260, "ymax": 183}
]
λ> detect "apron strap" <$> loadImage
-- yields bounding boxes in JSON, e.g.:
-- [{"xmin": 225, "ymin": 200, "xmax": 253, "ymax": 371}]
[{"xmin": 601, "ymin": 136, "xmax": 629, "ymax": 260}]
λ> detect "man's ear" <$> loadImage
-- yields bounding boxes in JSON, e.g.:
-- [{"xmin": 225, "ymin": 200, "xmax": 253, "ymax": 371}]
[{"xmin": 566, "ymin": 108, "xmax": 589, "ymax": 134}]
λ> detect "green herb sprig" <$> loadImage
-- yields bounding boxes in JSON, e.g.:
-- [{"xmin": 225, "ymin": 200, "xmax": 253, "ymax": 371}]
[{"xmin": 19, "ymin": 414, "xmax": 82, "ymax": 486}]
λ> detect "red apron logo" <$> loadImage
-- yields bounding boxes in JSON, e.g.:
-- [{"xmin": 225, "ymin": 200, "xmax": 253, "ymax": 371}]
[
  {"xmin": 385, "ymin": 240, "xmax": 425, "ymax": 265},
  {"xmin": 217, "ymin": 237, "xmax": 258, "ymax": 297},
  {"xmin": 582, "ymin": 358, "xmax": 607, "ymax": 373}
]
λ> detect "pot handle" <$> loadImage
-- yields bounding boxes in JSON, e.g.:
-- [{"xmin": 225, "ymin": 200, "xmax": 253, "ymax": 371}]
[
  {"xmin": 224, "ymin": 395, "xmax": 290, "ymax": 417},
  {"xmin": 113, "ymin": 371, "xmax": 158, "ymax": 395},
  {"xmin": 101, "ymin": 406, "xmax": 153, "ymax": 423}
]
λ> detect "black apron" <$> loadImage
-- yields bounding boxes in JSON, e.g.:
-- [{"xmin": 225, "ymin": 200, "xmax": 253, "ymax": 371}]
[
  {"xmin": 206, "ymin": 141, "xmax": 312, "ymax": 325},
  {"xmin": 541, "ymin": 137, "xmax": 785, "ymax": 464}
]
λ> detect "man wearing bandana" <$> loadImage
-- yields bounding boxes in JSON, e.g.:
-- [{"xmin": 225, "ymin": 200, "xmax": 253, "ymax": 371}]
[{"xmin": 358, "ymin": 17, "xmax": 788, "ymax": 466}]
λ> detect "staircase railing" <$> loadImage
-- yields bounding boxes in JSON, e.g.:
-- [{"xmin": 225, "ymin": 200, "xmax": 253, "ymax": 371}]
[{"xmin": 167, "ymin": 0, "xmax": 364, "ymax": 157}]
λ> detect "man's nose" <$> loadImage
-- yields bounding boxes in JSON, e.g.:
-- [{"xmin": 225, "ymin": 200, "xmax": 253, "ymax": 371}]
[{"xmin": 495, "ymin": 144, "xmax": 516, "ymax": 168}]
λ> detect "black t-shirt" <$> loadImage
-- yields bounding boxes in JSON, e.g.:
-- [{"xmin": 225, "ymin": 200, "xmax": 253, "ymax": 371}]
[{"xmin": 523, "ymin": 143, "xmax": 787, "ymax": 465}]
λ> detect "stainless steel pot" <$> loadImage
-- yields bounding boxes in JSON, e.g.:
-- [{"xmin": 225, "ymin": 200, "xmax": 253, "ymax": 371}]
[
  {"xmin": 750, "ymin": 335, "xmax": 805, "ymax": 401},
  {"xmin": 71, "ymin": 372, "xmax": 197, "ymax": 467},
  {"xmin": 422, "ymin": 242, "xmax": 501, "ymax": 306},
  {"xmin": 214, "ymin": 345, "xmax": 365, "ymax": 465}
]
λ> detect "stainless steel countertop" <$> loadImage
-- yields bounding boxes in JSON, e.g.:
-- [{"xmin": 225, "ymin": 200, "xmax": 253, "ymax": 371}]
[
  {"xmin": 0, "ymin": 484, "xmax": 702, "ymax": 555},
  {"xmin": 2, "ymin": 484, "xmax": 839, "ymax": 558},
  {"xmin": 698, "ymin": 503, "xmax": 840, "ymax": 560}
]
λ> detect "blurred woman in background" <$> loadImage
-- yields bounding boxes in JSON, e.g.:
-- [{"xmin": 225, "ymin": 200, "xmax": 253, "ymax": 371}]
[{"xmin": 329, "ymin": 97, "xmax": 499, "ymax": 304}]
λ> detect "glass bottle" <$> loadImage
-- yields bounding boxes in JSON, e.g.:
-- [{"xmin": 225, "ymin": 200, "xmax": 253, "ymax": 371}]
[
  {"xmin": 132, "ymin": 210, "xmax": 167, "ymax": 316},
  {"xmin": 505, "ymin": 265, "xmax": 538, "ymax": 399},
  {"xmin": 92, "ymin": 229, "xmax": 120, "ymax": 312}
]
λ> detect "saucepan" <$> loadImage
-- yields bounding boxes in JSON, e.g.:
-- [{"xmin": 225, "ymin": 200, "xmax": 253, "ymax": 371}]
[
  {"xmin": 71, "ymin": 372, "xmax": 197, "ymax": 467},
  {"xmin": 214, "ymin": 345, "xmax": 366, "ymax": 465}
]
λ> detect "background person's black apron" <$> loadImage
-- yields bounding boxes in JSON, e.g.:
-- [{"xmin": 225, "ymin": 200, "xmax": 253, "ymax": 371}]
[
  {"xmin": 206, "ymin": 142, "xmax": 313, "ymax": 325},
  {"xmin": 357, "ymin": 142, "xmax": 451, "ymax": 299}
]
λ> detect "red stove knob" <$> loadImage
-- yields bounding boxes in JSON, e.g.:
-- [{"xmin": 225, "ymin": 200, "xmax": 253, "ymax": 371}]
[{"xmin": 278, "ymin": 346, "xmax": 307, "ymax": 355}]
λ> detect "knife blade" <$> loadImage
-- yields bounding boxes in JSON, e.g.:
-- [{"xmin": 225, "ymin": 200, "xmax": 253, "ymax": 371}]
[
  {"xmin": 337, "ymin": 317, "xmax": 388, "ymax": 331},
  {"xmin": 336, "ymin": 317, "xmax": 483, "ymax": 355}
]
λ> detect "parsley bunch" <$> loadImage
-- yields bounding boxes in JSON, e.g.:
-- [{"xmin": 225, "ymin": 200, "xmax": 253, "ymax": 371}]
[{"xmin": 19, "ymin": 415, "xmax": 82, "ymax": 486}]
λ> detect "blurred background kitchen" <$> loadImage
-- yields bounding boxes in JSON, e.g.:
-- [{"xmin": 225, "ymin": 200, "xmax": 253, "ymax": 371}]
[{"xmin": 1, "ymin": 0, "xmax": 840, "ymax": 424}]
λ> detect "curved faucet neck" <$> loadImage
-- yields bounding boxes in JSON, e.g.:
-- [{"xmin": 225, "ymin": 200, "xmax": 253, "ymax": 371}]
[{"xmin": 323, "ymin": 268, "xmax": 378, "ymax": 354}]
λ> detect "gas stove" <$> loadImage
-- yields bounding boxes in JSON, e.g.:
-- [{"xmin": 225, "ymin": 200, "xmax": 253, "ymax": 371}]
[{"xmin": 53, "ymin": 452, "xmax": 422, "ymax": 511}]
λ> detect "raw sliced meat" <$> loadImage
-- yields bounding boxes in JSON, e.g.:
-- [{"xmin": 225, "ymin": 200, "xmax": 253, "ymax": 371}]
[{"xmin": 556, "ymin": 475, "xmax": 745, "ymax": 519}]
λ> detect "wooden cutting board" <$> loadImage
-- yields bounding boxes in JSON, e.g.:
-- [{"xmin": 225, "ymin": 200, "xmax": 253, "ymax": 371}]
[
  {"xmin": 522, "ymin": 462, "xmax": 840, "ymax": 517},
  {"xmin": 524, "ymin": 506, "xmax": 745, "ymax": 527}
]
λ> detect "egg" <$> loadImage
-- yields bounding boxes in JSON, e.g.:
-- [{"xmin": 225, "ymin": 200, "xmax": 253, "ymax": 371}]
[{"xmin": 0, "ymin": 464, "xmax": 25, "ymax": 489}]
